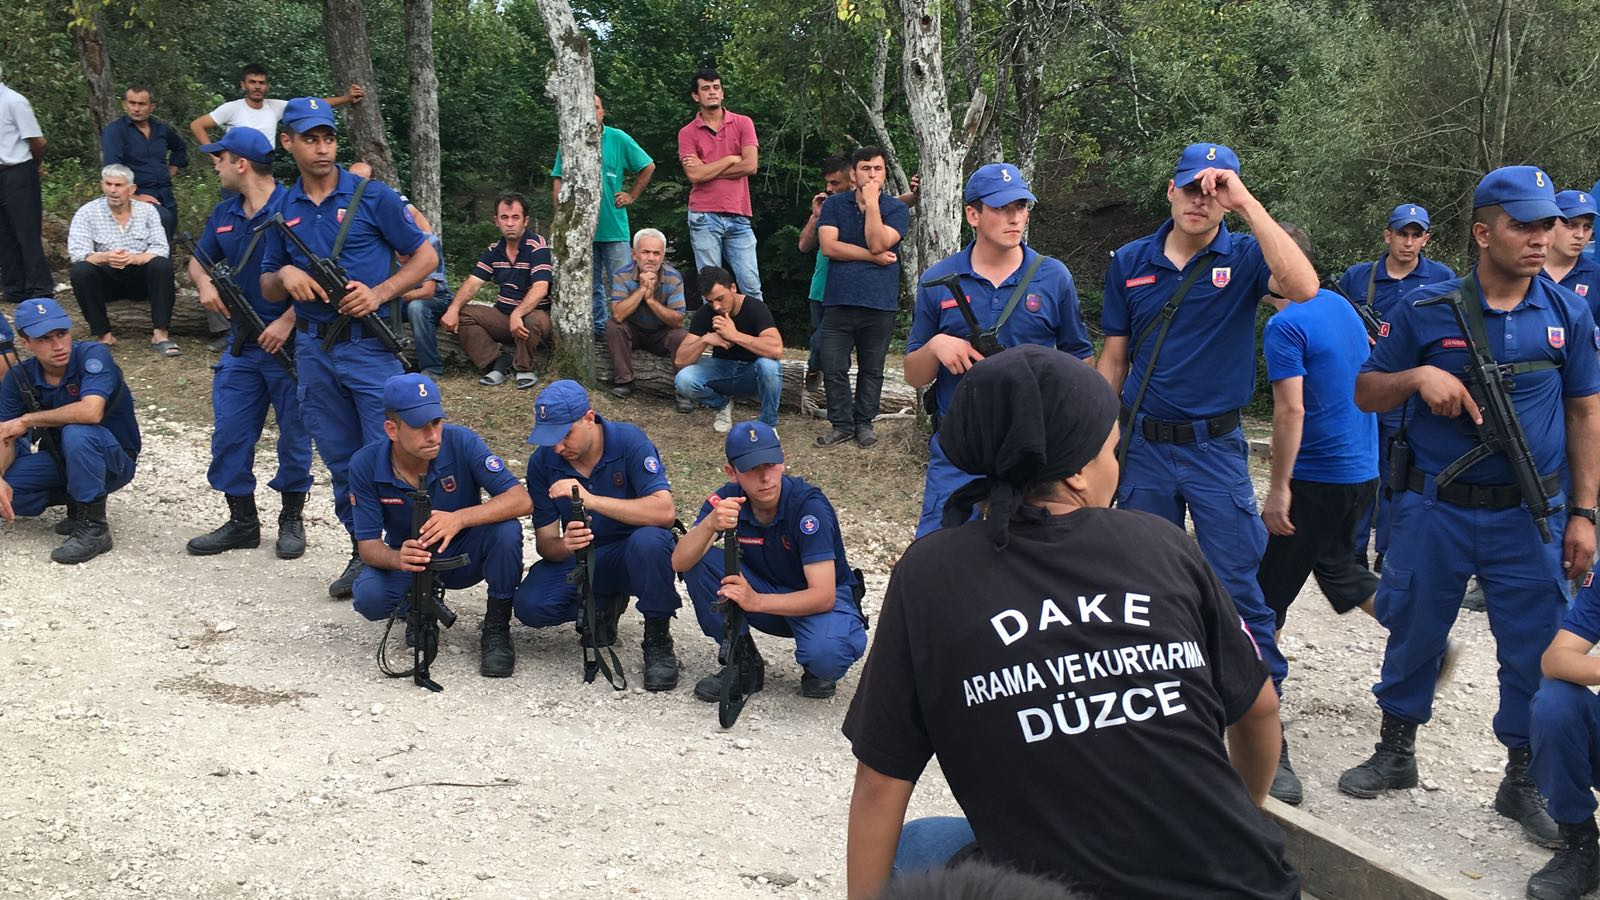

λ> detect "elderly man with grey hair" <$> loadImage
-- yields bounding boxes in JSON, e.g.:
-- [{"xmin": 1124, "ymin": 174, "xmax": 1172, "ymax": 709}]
[
  {"xmin": 605, "ymin": 226, "xmax": 689, "ymax": 399},
  {"xmin": 66, "ymin": 163, "xmax": 178, "ymax": 354}
]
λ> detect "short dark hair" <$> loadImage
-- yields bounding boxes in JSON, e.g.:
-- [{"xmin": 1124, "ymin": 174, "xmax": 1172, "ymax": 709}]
[
  {"xmin": 124, "ymin": 83, "xmax": 154, "ymax": 100},
  {"xmin": 225, "ymin": 152, "xmax": 272, "ymax": 177},
  {"xmin": 241, "ymin": 63, "xmax": 270, "ymax": 81},
  {"xmin": 689, "ymin": 68, "xmax": 722, "ymax": 97},
  {"xmin": 876, "ymin": 861, "xmax": 1085, "ymax": 900},
  {"xmin": 1278, "ymin": 221, "xmax": 1314, "ymax": 270},
  {"xmin": 852, "ymin": 146, "xmax": 887, "ymax": 167},
  {"xmin": 821, "ymin": 153, "xmax": 852, "ymax": 177},
  {"xmin": 495, "ymin": 191, "xmax": 530, "ymax": 216},
  {"xmin": 1474, "ymin": 204, "xmax": 1506, "ymax": 227},
  {"xmin": 699, "ymin": 265, "xmax": 735, "ymax": 291}
]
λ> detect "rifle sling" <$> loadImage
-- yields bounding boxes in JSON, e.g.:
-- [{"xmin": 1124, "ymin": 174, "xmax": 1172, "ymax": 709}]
[
  {"xmin": 952, "ymin": 252, "xmax": 1047, "ymax": 344},
  {"xmin": 1115, "ymin": 250, "xmax": 1219, "ymax": 468},
  {"xmin": 330, "ymin": 177, "xmax": 369, "ymax": 260},
  {"xmin": 1365, "ymin": 254, "xmax": 1380, "ymax": 308}
]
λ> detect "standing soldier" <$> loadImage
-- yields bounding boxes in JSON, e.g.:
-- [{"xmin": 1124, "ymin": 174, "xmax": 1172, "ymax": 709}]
[
  {"xmin": 1545, "ymin": 190, "xmax": 1599, "ymax": 313},
  {"xmin": 1336, "ymin": 167, "xmax": 1600, "ymax": 856}
]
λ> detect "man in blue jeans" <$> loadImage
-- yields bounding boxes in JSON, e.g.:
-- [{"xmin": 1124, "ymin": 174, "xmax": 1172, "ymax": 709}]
[
  {"xmin": 673, "ymin": 266, "xmax": 784, "ymax": 432},
  {"xmin": 677, "ymin": 68, "xmax": 762, "ymax": 302},
  {"xmin": 402, "ymin": 232, "xmax": 452, "ymax": 378}
]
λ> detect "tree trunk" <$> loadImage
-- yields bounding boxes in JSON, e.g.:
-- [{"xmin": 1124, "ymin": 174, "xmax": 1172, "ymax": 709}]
[
  {"xmin": 404, "ymin": 0, "xmax": 442, "ymax": 230},
  {"xmin": 69, "ymin": 2, "xmax": 118, "ymax": 137},
  {"xmin": 535, "ymin": 0, "xmax": 600, "ymax": 384},
  {"xmin": 899, "ymin": 0, "xmax": 969, "ymax": 269},
  {"xmin": 321, "ymin": 0, "xmax": 396, "ymax": 184}
]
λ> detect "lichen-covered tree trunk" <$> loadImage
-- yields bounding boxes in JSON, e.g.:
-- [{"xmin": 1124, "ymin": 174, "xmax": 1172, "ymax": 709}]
[
  {"xmin": 404, "ymin": 0, "xmax": 442, "ymax": 230},
  {"xmin": 321, "ymin": 0, "xmax": 395, "ymax": 184},
  {"xmin": 69, "ymin": 3, "xmax": 117, "ymax": 136},
  {"xmin": 534, "ymin": 0, "xmax": 600, "ymax": 384},
  {"xmin": 899, "ymin": 0, "xmax": 968, "ymax": 271}
]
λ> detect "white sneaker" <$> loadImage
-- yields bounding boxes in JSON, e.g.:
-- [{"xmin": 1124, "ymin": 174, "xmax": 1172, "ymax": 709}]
[{"xmin": 714, "ymin": 404, "xmax": 734, "ymax": 433}]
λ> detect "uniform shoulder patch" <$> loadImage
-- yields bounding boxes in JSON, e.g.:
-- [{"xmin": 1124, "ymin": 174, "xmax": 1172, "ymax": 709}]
[
  {"xmin": 484, "ymin": 455, "xmax": 505, "ymax": 473},
  {"xmin": 643, "ymin": 455, "xmax": 660, "ymax": 474},
  {"xmin": 84, "ymin": 357, "xmax": 105, "ymax": 374},
  {"xmin": 800, "ymin": 514, "xmax": 820, "ymax": 535}
]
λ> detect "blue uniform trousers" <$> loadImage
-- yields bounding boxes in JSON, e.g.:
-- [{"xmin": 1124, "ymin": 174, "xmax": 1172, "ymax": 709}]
[
  {"xmin": 1353, "ymin": 423, "xmax": 1395, "ymax": 561},
  {"xmin": 293, "ymin": 326, "xmax": 403, "ymax": 534},
  {"xmin": 209, "ymin": 344, "xmax": 313, "ymax": 496},
  {"xmin": 351, "ymin": 519, "xmax": 524, "ymax": 620},
  {"xmin": 7, "ymin": 423, "xmax": 136, "ymax": 513},
  {"xmin": 1531, "ymin": 678, "xmax": 1600, "ymax": 824},
  {"xmin": 1375, "ymin": 481, "xmax": 1568, "ymax": 747},
  {"xmin": 682, "ymin": 550, "xmax": 867, "ymax": 681},
  {"xmin": 512, "ymin": 526, "xmax": 681, "ymax": 626},
  {"xmin": 917, "ymin": 435, "xmax": 974, "ymax": 538},
  {"xmin": 1116, "ymin": 421, "xmax": 1286, "ymax": 687}
]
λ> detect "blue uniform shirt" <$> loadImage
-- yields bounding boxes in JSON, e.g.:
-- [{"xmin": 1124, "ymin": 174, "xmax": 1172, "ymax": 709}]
[
  {"xmin": 1363, "ymin": 269, "xmax": 1600, "ymax": 484},
  {"xmin": 906, "ymin": 243, "xmax": 1093, "ymax": 417},
  {"xmin": 0, "ymin": 342, "xmax": 141, "ymax": 457},
  {"xmin": 1563, "ymin": 577, "xmax": 1600, "ymax": 643},
  {"xmin": 348, "ymin": 424, "xmax": 520, "ymax": 548},
  {"xmin": 100, "ymin": 115, "xmax": 187, "ymax": 191},
  {"xmin": 694, "ymin": 475, "xmax": 853, "ymax": 592},
  {"xmin": 197, "ymin": 185, "xmax": 290, "ymax": 322},
  {"xmin": 1337, "ymin": 254, "xmax": 1456, "ymax": 319},
  {"xmin": 1102, "ymin": 219, "xmax": 1271, "ymax": 419},
  {"xmin": 259, "ymin": 168, "xmax": 428, "ymax": 324},
  {"xmin": 820, "ymin": 191, "xmax": 910, "ymax": 311},
  {"xmin": 1546, "ymin": 256, "xmax": 1600, "ymax": 322},
  {"xmin": 1262, "ymin": 291, "xmax": 1377, "ymax": 484},
  {"xmin": 526, "ymin": 418, "xmax": 671, "ymax": 547}
]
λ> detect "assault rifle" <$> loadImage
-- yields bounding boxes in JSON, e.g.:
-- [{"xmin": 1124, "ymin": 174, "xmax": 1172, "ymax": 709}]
[
  {"xmin": 1417, "ymin": 276, "xmax": 1561, "ymax": 542},
  {"xmin": 178, "ymin": 231, "xmax": 296, "ymax": 376},
  {"xmin": 924, "ymin": 274, "xmax": 1006, "ymax": 358},
  {"xmin": 0, "ymin": 328, "xmax": 64, "ymax": 475},
  {"xmin": 716, "ymin": 528, "xmax": 751, "ymax": 728},
  {"xmin": 1324, "ymin": 278, "xmax": 1387, "ymax": 342},
  {"xmin": 262, "ymin": 212, "xmax": 407, "ymax": 362},
  {"xmin": 377, "ymin": 490, "xmax": 469, "ymax": 692},
  {"xmin": 568, "ymin": 486, "xmax": 626, "ymax": 690}
]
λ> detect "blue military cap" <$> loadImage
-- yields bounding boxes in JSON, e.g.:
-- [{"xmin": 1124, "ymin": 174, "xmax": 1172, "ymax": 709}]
[
  {"xmin": 964, "ymin": 163, "xmax": 1036, "ymax": 207},
  {"xmin": 1473, "ymin": 166, "xmax": 1562, "ymax": 222},
  {"xmin": 1387, "ymin": 204, "xmax": 1431, "ymax": 231},
  {"xmin": 199, "ymin": 127, "xmax": 274, "ymax": 165},
  {"xmin": 281, "ymin": 97, "xmax": 337, "ymax": 134},
  {"xmin": 1173, "ymin": 142, "xmax": 1240, "ymax": 189},
  {"xmin": 14, "ymin": 298, "xmax": 73, "ymax": 339},
  {"xmin": 527, "ymin": 379, "xmax": 592, "ymax": 446},
  {"xmin": 1556, "ymin": 190, "xmax": 1598, "ymax": 221},
  {"xmin": 383, "ymin": 373, "xmax": 446, "ymax": 427},
  {"xmin": 725, "ymin": 420, "xmax": 784, "ymax": 472}
]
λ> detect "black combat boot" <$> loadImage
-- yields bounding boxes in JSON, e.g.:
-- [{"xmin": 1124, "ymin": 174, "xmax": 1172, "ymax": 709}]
[
  {"xmin": 53, "ymin": 500, "xmax": 81, "ymax": 536},
  {"xmin": 480, "ymin": 597, "xmax": 516, "ymax": 678},
  {"xmin": 1528, "ymin": 817, "xmax": 1600, "ymax": 900},
  {"xmin": 1499, "ymin": 745, "xmax": 1563, "ymax": 848},
  {"xmin": 694, "ymin": 633, "xmax": 766, "ymax": 702},
  {"xmin": 275, "ymin": 491, "xmax": 307, "ymax": 560},
  {"xmin": 186, "ymin": 494, "xmax": 261, "ymax": 555},
  {"xmin": 800, "ymin": 669, "xmax": 837, "ymax": 699},
  {"xmin": 1270, "ymin": 733, "xmax": 1304, "ymax": 806},
  {"xmin": 1337, "ymin": 712, "xmax": 1419, "ymax": 798},
  {"xmin": 641, "ymin": 617, "xmax": 680, "ymax": 692},
  {"xmin": 328, "ymin": 536, "xmax": 363, "ymax": 599},
  {"xmin": 51, "ymin": 496, "xmax": 113, "ymax": 565}
]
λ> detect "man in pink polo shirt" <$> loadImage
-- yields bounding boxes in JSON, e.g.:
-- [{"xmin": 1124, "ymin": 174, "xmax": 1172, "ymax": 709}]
[{"xmin": 677, "ymin": 68, "xmax": 762, "ymax": 302}]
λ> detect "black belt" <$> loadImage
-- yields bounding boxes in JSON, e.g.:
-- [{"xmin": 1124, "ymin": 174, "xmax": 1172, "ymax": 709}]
[
  {"xmin": 1119, "ymin": 407, "xmax": 1242, "ymax": 444},
  {"xmin": 1405, "ymin": 468, "xmax": 1560, "ymax": 510},
  {"xmin": 296, "ymin": 317, "xmax": 368, "ymax": 344}
]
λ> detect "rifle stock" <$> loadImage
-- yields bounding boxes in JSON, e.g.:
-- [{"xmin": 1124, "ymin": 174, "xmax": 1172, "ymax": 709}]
[
  {"xmin": 717, "ymin": 526, "xmax": 751, "ymax": 728},
  {"xmin": 569, "ymin": 485, "xmax": 626, "ymax": 690},
  {"xmin": 178, "ymin": 231, "xmax": 296, "ymax": 375},
  {"xmin": 377, "ymin": 489, "xmax": 468, "ymax": 691}
]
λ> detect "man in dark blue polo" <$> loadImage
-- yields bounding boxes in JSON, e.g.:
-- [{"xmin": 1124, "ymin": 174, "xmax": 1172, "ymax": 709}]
[
  {"xmin": 0, "ymin": 299, "xmax": 140, "ymax": 564},
  {"xmin": 1337, "ymin": 167, "xmax": 1600, "ymax": 855},
  {"xmin": 817, "ymin": 146, "xmax": 911, "ymax": 449},
  {"xmin": 1096, "ymin": 142, "xmax": 1318, "ymax": 695},
  {"xmin": 1546, "ymin": 190, "xmax": 1599, "ymax": 315},
  {"xmin": 184, "ymin": 127, "xmax": 313, "ymax": 561},
  {"xmin": 904, "ymin": 162, "xmax": 1093, "ymax": 537},
  {"xmin": 1337, "ymin": 204, "xmax": 1457, "ymax": 572},
  {"xmin": 516, "ymin": 380, "xmax": 682, "ymax": 691},
  {"xmin": 347, "ymin": 373, "xmax": 530, "ymax": 678},
  {"xmin": 673, "ymin": 420, "xmax": 867, "ymax": 701},
  {"xmin": 260, "ymin": 97, "xmax": 437, "ymax": 600},
  {"xmin": 100, "ymin": 84, "xmax": 187, "ymax": 238}
]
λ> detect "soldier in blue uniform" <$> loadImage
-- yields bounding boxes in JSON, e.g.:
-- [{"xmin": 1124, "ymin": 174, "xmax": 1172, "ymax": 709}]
[
  {"xmin": 903, "ymin": 162, "xmax": 1093, "ymax": 537},
  {"xmin": 1545, "ymin": 190, "xmax": 1599, "ymax": 314},
  {"xmin": 260, "ymin": 97, "xmax": 437, "ymax": 599},
  {"xmin": 1337, "ymin": 167, "xmax": 1600, "ymax": 855},
  {"xmin": 672, "ymin": 420, "xmax": 868, "ymax": 701},
  {"xmin": 184, "ymin": 127, "xmax": 313, "ymax": 561},
  {"xmin": 0, "ymin": 299, "xmax": 140, "ymax": 563},
  {"xmin": 515, "ymin": 380, "xmax": 682, "ymax": 691},
  {"xmin": 346, "ymin": 373, "xmax": 530, "ymax": 678},
  {"xmin": 1095, "ymin": 142, "xmax": 1318, "ymax": 692}
]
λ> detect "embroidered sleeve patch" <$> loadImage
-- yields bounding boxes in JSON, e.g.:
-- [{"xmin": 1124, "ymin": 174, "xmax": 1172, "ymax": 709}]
[
  {"xmin": 485, "ymin": 455, "xmax": 505, "ymax": 473},
  {"xmin": 800, "ymin": 514, "xmax": 820, "ymax": 535}
]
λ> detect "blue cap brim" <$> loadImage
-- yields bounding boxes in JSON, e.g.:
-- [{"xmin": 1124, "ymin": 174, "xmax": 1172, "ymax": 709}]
[
  {"xmin": 286, "ymin": 118, "xmax": 337, "ymax": 135},
  {"xmin": 729, "ymin": 446, "xmax": 785, "ymax": 472},
  {"xmin": 198, "ymin": 141, "xmax": 227, "ymax": 155},
  {"xmin": 1388, "ymin": 216, "xmax": 1429, "ymax": 231},
  {"xmin": 394, "ymin": 403, "xmax": 446, "ymax": 428},
  {"xmin": 527, "ymin": 419, "xmax": 578, "ymax": 447},
  {"xmin": 1500, "ymin": 198, "xmax": 1564, "ymax": 224},
  {"xmin": 968, "ymin": 186, "xmax": 1037, "ymax": 207},
  {"xmin": 20, "ymin": 315, "xmax": 72, "ymax": 339},
  {"xmin": 1172, "ymin": 168, "xmax": 1206, "ymax": 189},
  {"xmin": 1560, "ymin": 207, "xmax": 1597, "ymax": 221}
]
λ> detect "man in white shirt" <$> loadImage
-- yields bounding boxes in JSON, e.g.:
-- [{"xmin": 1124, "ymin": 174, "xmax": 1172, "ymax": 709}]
[
  {"xmin": 189, "ymin": 63, "xmax": 363, "ymax": 146},
  {"xmin": 0, "ymin": 66, "xmax": 53, "ymax": 304},
  {"xmin": 66, "ymin": 165, "xmax": 176, "ymax": 354}
]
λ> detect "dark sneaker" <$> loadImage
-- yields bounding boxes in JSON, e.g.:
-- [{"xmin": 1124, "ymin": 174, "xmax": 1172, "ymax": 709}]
[{"xmin": 675, "ymin": 395, "xmax": 694, "ymax": 414}]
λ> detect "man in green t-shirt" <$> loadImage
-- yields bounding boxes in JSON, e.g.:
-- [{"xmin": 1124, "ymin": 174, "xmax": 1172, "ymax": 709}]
[{"xmin": 552, "ymin": 95, "xmax": 656, "ymax": 338}]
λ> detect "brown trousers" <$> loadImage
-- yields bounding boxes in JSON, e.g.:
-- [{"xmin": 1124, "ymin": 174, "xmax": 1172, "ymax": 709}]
[
  {"xmin": 606, "ymin": 319, "xmax": 689, "ymax": 384},
  {"xmin": 458, "ymin": 304, "xmax": 552, "ymax": 372}
]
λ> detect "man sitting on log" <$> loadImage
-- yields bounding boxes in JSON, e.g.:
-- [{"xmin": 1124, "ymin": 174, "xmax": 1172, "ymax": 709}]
[
  {"xmin": 438, "ymin": 191, "xmax": 552, "ymax": 390},
  {"xmin": 673, "ymin": 265, "xmax": 783, "ymax": 433},
  {"xmin": 605, "ymin": 227, "xmax": 688, "ymax": 399},
  {"xmin": 66, "ymin": 164, "xmax": 178, "ymax": 356}
]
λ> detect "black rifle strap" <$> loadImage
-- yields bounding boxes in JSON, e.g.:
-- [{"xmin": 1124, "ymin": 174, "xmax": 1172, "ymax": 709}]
[
  {"xmin": 1454, "ymin": 272, "xmax": 1557, "ymax": 377},
  {"xmin": 1115, "ymin": 251, "xmax": 1219, "ymax": 467},
  {"xmin": 1365, "ymin": 253, "xmax": 1382, "ymax": 308},
  {"xmin": 234, "ymin": 220, "xmax": 270, "ymax": 271},
  {"xmin": 329, "ymin": 177, "xmax": 370, "ymax": 260},
  {"xmin": 975, "ymin": 252, "xmax": 1047, "ymax": 338}
]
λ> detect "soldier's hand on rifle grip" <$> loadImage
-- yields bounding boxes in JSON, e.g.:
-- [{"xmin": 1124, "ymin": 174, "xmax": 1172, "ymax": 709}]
[
  {"xmin": 337, "ymin": 281, "xmax": 384, "ymax": 318},
  {"xmin": 0, "ymin": 417, "xmax": 26, "ymax": 443},
  {"xmin": 278, "ymin": 266, "xmax": 328, "ymax": 303},
  {"xmin": 197, "ymin": 286, "xmax": 228, "ymax": 317},
  {"xmin": 259, "ymin": 316, "xmax": 293, "ymax": 354},
  {"xmin": 1415, "ymin": 366, "xmax": 1481, "ymax": 423},
  {"xmin": 711, "ymin": 496, "xmax": 744, "ymax": 532},
  {"xmin": 418, "ymin": 508, "xmax": 464, "ymax": 552},
  {"xmin": 929, "ymin": 333, "xmax": 985, "ymax": 375},
  {"xmin": 398, "ymin": 538, "xmax": 432, "ymax": 573},
  {"xmin": 1564, "ymin": 517, "xmax": 1596, "ymax": 578},
  {"xmin": 562, "ymin": 521, "xmax": 594, "ymax": 554},
  {"xmin": 718, "ymin": 573, "xmax": 756, "ymax": 611}
]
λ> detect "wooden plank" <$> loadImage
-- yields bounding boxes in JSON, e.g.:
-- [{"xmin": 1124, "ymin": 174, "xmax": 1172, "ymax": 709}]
[{"xmin": 1264, "ymin": 798, "xmax": 1476, "ymax": 900}]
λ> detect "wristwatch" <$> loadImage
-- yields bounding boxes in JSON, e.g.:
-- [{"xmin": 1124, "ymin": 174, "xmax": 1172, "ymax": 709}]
[{"xmin": 1572, "ymin": 507, "xmax": 1599, "ymax": 525}]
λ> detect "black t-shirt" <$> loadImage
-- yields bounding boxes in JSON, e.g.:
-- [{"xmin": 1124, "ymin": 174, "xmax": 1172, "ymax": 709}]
[
  {"xmin": 687, "ymin": 297, "xmax": 777, "ymax": 363},
  {"xmin": 842, "ymin": 506, "xmax": 1298, "ymax": 900}
]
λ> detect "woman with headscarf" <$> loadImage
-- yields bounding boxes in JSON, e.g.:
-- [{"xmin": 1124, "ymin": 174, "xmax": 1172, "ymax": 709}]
[{"xmin": 842, "ymin": 345, "xmax": 1296, "ymax": 899}]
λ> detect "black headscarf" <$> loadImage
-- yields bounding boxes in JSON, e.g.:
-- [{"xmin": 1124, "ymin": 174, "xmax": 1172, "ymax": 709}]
[{"xmin": 937, "ymin": 345, "xmax": 1120, "ymax": 548}]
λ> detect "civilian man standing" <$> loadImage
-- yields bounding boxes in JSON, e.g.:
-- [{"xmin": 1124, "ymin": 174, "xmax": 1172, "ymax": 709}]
[
  {"xmin": 190, "ymin": 64, "xmax": 363, "ymax": 146},
  {"xmin": 677, "ymin": 68, "xmax": 762, "ymax": 302},
  {"xmin": 100, "ymin": 85, "xmax": 187, "ymax": 239},
  {"xmin": 0, "ymin": 68, "xmax": 53, "ymax": 304}
]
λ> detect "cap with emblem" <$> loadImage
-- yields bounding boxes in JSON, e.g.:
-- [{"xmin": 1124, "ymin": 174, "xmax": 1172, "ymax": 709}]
[
  {"xmin": 1172, "ymin": 142, "xmax": 1240, "ymax": 189},
  {"xmin": 527, "ymin": 379, "xmax": 592, "ymax": 446},
  {"xmin": 1387, "ymin": 204, "xmax": 1431, "ymax": 231},
  {"xmin": 964, "ymin": 163, "xmax": 1036, "ymax": 207},
  {"xmin": 1474, "ymin": 165, "xmax": 1562, "ymax": 223},
  {"xmin": 1556, "ymin": 190, "xmax": 1598, "ymax": 222},
  {"xmin": 199, "ymin": 127, "xmax": 274, "ymax": 165},
  {"xmin": 383, "ymin": 373, "xmax": 447, "ymax": 427},
  {"xmin": 725, "ymin": 420, "xmax": 784, "ymax": 472},
  {"xmin": 15, "ymin": 298, "xmax": 73, "ymax": 339},
  {"xmin": 281, "ymin": 97, "xmax": 337, "ymax": 135}
]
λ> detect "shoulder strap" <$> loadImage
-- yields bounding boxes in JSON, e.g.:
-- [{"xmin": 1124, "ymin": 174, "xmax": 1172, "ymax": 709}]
[
  {"xmin": 1365, "ymin": 255, "xmax": 1380, "ymax": 308},
  {"xmin": 988, "ymin": 252, "xmax": 1048, "ymax": 335},
  {"xmin": 1455, "ymin": 271, "xmax": 1558, "ymax": 376},
  {"xmin": 330, "ymin": 176, "xmax": 370, "ymax": 259},
  {"xmin": 1116, "ymin": 251, "xmax": 1219, "ymax": 467}
]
